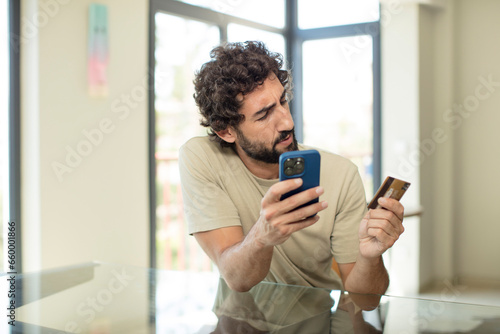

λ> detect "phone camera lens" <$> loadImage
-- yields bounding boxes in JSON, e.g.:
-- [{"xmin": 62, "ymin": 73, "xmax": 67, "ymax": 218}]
[
  {"xmin": 284, "ymin": 167, "xmax": 295, "ymax": 176},
  {"xmin": 284, "ymin": 158, "xmax": 295, "ymax": 169},
  {"xmin": 294, "ymin": 159, "xmax": 305, "ymax": 174}
]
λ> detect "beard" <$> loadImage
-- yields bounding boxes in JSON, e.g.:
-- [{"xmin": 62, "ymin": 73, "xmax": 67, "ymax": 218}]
[{"xmin": 234, "ymin": 127, "xmax": 298, "ymax": 164}]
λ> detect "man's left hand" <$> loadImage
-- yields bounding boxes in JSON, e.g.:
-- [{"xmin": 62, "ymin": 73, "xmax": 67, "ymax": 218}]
[{"xmin": 358, "ymin": 198, "xmax": 405, "ymax": 259}]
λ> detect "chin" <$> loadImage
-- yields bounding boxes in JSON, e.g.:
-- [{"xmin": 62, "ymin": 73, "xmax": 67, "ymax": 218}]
[{"xmin": 286, "ymin": 141, "xmax": 299, "ymax": 152}]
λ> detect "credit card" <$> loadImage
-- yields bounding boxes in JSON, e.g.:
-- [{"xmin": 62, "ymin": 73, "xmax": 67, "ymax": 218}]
[{"xmin": 368, "ymin": 176, "xmax": 411, "ymax": 210}]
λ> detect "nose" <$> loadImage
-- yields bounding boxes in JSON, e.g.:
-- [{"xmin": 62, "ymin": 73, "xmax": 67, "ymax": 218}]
[{"xmin": 276, "ymin": 104, "xmax": 294, "ymax": 131}]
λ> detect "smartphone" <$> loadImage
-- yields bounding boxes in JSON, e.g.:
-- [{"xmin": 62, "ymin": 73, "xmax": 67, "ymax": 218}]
[
  {"xmin": 279, "ymin": 150, "xmax": 321, "ymax": 210},
  {"xmin": 368, "ymin": 176, "xmax": 411, "ymax": 210}
]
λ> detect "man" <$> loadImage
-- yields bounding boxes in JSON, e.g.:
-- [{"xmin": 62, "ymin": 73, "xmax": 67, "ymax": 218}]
[{"xmin": 179, "ymin": 41, "xmax": 405, "ymax": 293}]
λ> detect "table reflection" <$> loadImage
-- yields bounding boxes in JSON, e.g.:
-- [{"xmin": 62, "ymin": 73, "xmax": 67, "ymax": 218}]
[
  {"xmin": 2, "ymin": 262, "xmax": 500, "ymax": 333},
  {"xmin": 211, "ymin": 278, "xmax": 383, "ymax": 333}
]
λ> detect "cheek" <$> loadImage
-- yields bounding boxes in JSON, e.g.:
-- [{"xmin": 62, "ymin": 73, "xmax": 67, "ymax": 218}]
[
  {"xmin": 241, "ymin": 119, "xmax": 279, "ymax": 143},
  {"xmin": 258, "ymin": 126, "xmax": 277, "ymax": 141},
  {"xmin": 247, "ymin": 122, "xmax": 271, "ymax": 136}
]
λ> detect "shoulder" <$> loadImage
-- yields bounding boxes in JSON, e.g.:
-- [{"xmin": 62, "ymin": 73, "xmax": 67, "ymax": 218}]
[
  {"xmin": 179, "ymin": 136, "xmax": 241, "ymax": 172},
  {"xmin": 180, "ymin": 136, "xmax": 219, "ymax": 156},
  {"xmin": 180, "ymin": 136, "xmax": 229, "ymax": 162}
]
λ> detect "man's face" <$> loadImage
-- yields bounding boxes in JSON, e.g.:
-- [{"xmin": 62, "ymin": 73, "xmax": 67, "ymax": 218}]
[
  {"xmin": 232, "ymin": 75, "xmax": 298, "ymax": 164},
  {"xmin": 234, "ymin": 125, "xmax": 297, "ymax": 164}
]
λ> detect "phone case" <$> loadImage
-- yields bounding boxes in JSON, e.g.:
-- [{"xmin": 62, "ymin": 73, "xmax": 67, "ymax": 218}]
[{"xmin": 279, "ymin": 150, "xmax": 321, "ymax": 207}]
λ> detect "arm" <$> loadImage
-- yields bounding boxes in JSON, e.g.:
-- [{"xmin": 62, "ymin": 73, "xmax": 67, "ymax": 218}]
[
  {"xmin": 338, "ymin": 197, "xmax": 405, "ymax": 295},
  {"xmin": 195, "ymin": 178, "xmax": 328, "ymax": 292}
]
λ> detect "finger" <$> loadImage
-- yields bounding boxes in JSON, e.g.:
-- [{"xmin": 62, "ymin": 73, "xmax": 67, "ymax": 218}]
[
  {"xmin": 283, "ymin": 200, "xmax": 328, "ymax": 224},
  {"xmin": 366, "ymin": 219, "xmax": 403, "ymax": 240},
  {"xmin": 259, "ymin": 211, "xmax": 321, "ymax": 244},
  {"xmin": 365, "ymin": 225, "xmax": 399, "ymax": 247},
  {"xmin": 367, "ymin": 209, "xmax": 404, "ymax": 233},
  {"xmin": 375, "ymin": 198, "xmax": 405, "ymax": 221},
  {"xmin": 278, "ymin": 185, "xmax": 324, "ymax": 214},
  {"xmin": 366, "ymin": 221, "xmax": 400, "ymax": 247},
  {"xmin": 264, "ymin": 178, "xmax": 303, "ymax": 203},
  {"xmin": 284, "ymin": 214, "xmax": 321, "ymax": 234},
  {"xmin": 264, "ymin": 185, "xmax": 324, "ymax": 219}
]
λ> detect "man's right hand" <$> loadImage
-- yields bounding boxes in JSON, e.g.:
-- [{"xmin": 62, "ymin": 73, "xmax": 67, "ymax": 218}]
[
  {"xmin": 194, "ymin": 178, "xmax": 327, "ymax": 292},
  {"xmin": 252, "ymin": 178, "xmax": 328, "ymax": 247}
]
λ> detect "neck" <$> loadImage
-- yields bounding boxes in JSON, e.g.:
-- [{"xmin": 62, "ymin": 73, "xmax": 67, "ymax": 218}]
[{"xmin": 234, "ymin": 146, "xmax": 279, "ymax": 179}]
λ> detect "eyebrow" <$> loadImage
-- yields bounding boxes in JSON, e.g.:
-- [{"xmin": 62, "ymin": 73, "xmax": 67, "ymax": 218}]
[{"xmin": 252, "ymin": 89, "xmax": 287, "ymax": 120}]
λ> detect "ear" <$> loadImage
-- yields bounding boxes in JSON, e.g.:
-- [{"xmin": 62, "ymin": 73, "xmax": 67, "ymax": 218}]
[{"xmin": 215, "ymin": 127, "xmax": 237, "ymax": 144}]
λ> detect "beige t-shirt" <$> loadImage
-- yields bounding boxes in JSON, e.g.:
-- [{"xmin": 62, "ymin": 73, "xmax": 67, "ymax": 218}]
[{"xmin": 179, "ymin": 136, "xmax": 367, "ymax": 290}]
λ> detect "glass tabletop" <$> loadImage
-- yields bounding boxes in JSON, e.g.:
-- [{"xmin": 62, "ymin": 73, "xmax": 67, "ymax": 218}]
[{"xmin": 1, "ymin": 262, "xmax": 500, "ymax": 333}]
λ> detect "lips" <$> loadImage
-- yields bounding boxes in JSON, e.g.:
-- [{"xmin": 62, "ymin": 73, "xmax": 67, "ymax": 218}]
[{"xmin": 278, "ymin": 134, "xmax": 292, "ymax": 146}]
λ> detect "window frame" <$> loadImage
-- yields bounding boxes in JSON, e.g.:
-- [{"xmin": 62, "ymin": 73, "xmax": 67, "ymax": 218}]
[
  {"xmin": 6, "ymin": 0, "xmax": 22, "ymax": 274},
  {"xmin": 148, "ymin": 0, "xmax": 381, "ymax": 268}
]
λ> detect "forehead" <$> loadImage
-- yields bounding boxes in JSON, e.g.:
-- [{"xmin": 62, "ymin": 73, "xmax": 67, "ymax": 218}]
[{"xmin": 238, "ymin": 75, "xmax": 284, "ymax": 109}]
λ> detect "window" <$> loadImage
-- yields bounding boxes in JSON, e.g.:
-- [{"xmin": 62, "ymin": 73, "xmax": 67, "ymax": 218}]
[
  {"xmin": 303, "ymin": 36, "xmax": 377, "ymax": 197},
  {"xmin": 227, "ymin": 23, "xmax": 285, "ymax": 58},
  {"xmin": 295, "ymin": 2, "xmax": 381, "ymax": 198},
  {"xmin": 153, "ymin": 12, "xmax": 220, "ymax": 271},
  {"xmin": 150, "ymin": 0, "xmax": 287, "ymax": 272},
  {"xmin": 176, "ymin": 0, "xmax": 285, "ymax": 28},
  {"xmin": 150, "ymin": 0, "xmax": 381, "ymax": 271},
  {"xmin": 298, "ymin": 0, "xmax": 380, "ymax": 29}
]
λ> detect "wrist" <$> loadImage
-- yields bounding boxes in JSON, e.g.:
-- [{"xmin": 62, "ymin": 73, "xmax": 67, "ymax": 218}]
[
  {"xmin": 357, "ymin": 254, "xmax": 384, "ymax": 268},
  {"xmin": 245, "ymin": 226, "xmax": 274, "ymax": 253}
]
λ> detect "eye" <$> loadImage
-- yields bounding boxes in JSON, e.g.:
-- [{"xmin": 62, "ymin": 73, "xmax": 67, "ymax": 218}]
[
  {"xmin": 257, "ymin": 112, "xmax": 269, "ymax": 121},
  {"xmin": 280, "ymin": 98, "xmax": 288, "ymax": 105}
]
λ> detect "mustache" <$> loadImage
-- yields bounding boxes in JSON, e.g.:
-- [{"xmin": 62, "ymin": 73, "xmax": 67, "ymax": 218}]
[{"xmin": 274, "ymin": 129, "xmax": 294, "ymax": 146}]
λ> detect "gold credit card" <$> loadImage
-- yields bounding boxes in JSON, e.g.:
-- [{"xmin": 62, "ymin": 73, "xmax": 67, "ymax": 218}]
[{"xmin": 368, "ymin": 176, "xmax": 411, "ymax": 210}]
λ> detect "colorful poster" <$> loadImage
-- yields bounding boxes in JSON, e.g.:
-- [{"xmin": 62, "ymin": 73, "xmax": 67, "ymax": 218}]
[{"xmin": 88, "ymin": 4, "xmax": 109, "ymax": 98}]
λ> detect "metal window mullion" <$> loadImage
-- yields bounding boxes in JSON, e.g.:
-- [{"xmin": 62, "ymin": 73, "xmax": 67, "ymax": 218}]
[
  {"xmin": 147, "ymin": 0, "xmax": 158, "ymax": 326},
  {"xmin": 285, "ymin": 0, "xmax": 304, "ymax": 142},
  {"xmin": 8, "ymin": 0, "xmax": 22, "ymax": 274},
  {"xmin": 219, "ymin": 23, "xmax": 227, "ymax": 43},
  {"xmin": 148, "ymin": 0, "xmax": 157, "ymax": 271},
  {"xmin": 298, "ymin": 21, "xmax": 380, "ymax": 41},
  {"xmin": 372, "ymin": 26, "xmax": 382, "ymax": 192}
]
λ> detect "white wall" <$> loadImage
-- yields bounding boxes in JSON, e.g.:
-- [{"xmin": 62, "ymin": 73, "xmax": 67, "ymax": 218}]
[
  {"xmin": 452, "ymin": 0, "xmax": 500, "ymax": 284},
  {"xmin": 383, "ymin": 0, "xmax": 500, "ymax": 292},
  {"xmin": 421, "ymin": 0, "xmax": 500, "ymax": 287},
  {"xmin": 21, "ymin": 0, "xmax": 149, "ymax": 272}
]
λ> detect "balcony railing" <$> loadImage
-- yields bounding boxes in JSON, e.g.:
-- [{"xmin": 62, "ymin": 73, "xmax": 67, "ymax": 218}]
[{"xmin": 155, "ymin": 152, "xmax": 213, "ymax": 272}]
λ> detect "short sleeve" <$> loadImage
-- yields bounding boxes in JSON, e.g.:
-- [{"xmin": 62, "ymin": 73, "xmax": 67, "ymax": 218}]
[{"xmin": 178, "ymin": 142, "xmax": 242, "ymax": 234}]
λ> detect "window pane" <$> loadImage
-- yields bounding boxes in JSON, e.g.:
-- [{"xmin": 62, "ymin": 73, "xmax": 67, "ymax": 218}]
[
  {"xmin": 302, "ymin": 37, "xmax": 374, "ymax": 197},
  {"xmin": 299, "ymin": 0, "xmax": 380, "ymax": 29},
  {"xmin": 228, "ymin": 23, "xmax": 286, "ymax": 63},
  {"xmin": 177, "ymin": 0, "xmax": 285, "ymax": 28},
  {"xmin": 0, "ymin": 0, "xmax": 9, "ymax": 271},
  {"xmin": 154, "ymin": 12, "xmax": 219, "ymax": 271}
]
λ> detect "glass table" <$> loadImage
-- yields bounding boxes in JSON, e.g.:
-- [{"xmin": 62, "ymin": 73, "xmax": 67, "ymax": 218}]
[{"xmin": 1, "ymin": 262, "xmax": 500, "ymax": 333}]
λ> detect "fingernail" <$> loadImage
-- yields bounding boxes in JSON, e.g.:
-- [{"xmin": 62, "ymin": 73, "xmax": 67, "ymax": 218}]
[
  {"xmin": 316, "ymin": 186, "xmax": 324, "ymax": 195},
  {"xmin": 295, "ymin": 178, "xmax": 302, "ymax": 185},
  {"xmin": 321, "ymin": 201, "xmax": 328, "ymax": 208},
  {"xmin": 378, "ymin": 197, "xmax": 387, "ymax": 204}
]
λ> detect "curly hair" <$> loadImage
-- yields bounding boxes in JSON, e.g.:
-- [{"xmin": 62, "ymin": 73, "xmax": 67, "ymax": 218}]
[{"xmin": 193, "ymin": 41, "xmax": 292, "ymax": 147}]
